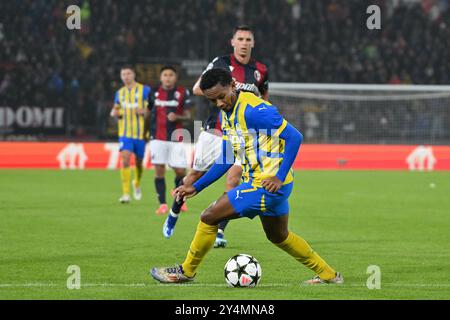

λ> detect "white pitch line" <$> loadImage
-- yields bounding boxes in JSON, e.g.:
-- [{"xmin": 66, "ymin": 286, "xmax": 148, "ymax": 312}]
[
  {"xmin": 1, "ymin": 283, "xmax": 450, "ymax": 288},
  {"xmin": 0, "ymin": 283, "xmax": 59, "ymax": 288},
  {"xmin": 158, "ymin": 283, "xmax": 450, "ymax": 288}
]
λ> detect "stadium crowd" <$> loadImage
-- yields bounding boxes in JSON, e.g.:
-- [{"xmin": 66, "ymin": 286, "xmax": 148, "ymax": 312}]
[{"xmin": 0, "ymin": 0, "xmax": 449, "ymax": 140}]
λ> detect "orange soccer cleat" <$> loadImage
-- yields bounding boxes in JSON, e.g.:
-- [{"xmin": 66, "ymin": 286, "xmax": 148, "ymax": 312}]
[{"xmin": 155, "ymin": 204, "xmax": 168, "ymax": 215}]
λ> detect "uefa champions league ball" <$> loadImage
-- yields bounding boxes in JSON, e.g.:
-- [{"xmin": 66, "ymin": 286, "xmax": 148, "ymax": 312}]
[{"xmin": 224, "ymin": 254, "xmax": 262, "ymax": 287}]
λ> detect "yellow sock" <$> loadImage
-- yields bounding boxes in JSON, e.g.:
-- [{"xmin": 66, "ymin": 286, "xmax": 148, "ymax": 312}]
[
  {"xmin": 275, "ymin": 231, "xmax": 336, "ymax": 280},
  {"xmin": 134, "ymin": 165, "xmax": 143, "ymax": 187},
  {"xmin": 121, "ymin": 167, "xmax": 131, "ymax": 195},
  {"xmin": 181, "ymin": 221, "xmax": 218, "ymax": 277}
]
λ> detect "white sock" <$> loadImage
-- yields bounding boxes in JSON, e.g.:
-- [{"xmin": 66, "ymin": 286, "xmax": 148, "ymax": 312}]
[{"xmin": 169, "ymin": 209, "xmax": 179, "ymax": 218}]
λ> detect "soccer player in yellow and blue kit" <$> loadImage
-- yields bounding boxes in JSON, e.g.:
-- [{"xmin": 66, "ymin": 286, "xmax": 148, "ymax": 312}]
[
  {"xmin": 110, "ymin": 66, "xmax": 150, "ymax": 203},
  {"xmin": 151, "ymin": 68, "xmax": 344, "ymax": 285}
]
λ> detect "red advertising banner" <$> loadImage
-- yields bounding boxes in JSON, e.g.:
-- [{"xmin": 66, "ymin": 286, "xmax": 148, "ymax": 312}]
[{"xmin": 0, "ymin": 142, "xmax": 449, "ymax": 171}]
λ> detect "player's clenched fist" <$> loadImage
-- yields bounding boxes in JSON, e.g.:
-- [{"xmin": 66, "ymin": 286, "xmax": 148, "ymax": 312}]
[
  {"xmin": 167, "ymin": 112, "xmax": 178, "ymax": 122},
  {"xmin": 135, "ymin": 108, "xmax": 147, "ymax": 116},
  {"xmin": 261, "ymin": 176, "xmax": 282, "ymax": 193},
  {"xmin": 110, "ymin": 106, "xmax": 121, "ymax": 117},
  {"xmin": 174, "ymin": 185, "xmax": 197, "ymax": 202}
]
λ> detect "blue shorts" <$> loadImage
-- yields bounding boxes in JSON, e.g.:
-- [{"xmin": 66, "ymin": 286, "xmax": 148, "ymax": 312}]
[
  {"xmin": 119, "ymin": 137, "xmax": 146, "ymax": 159},
  {"xmin": 227, "ymin": 182, "xmax": 293, "ymax": 219}
]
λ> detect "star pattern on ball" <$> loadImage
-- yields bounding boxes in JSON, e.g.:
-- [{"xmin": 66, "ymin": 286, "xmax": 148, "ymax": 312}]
[{"xmin": 224, "ymin": 254, "xmax": 261, "ymax": 287}]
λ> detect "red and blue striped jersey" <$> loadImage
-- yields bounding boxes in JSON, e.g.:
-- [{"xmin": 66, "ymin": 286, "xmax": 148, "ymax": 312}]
[
  {"xmin": 148, "ymin": 86, "xmax": 192, "ymax": 141},
  {"xmin": 202, "ymin": 54, "xmax": 269, "ymax": 132}
]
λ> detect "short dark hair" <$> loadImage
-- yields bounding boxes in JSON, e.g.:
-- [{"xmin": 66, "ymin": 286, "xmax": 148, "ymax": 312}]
[
  {"xmin": 232, "ymin": 25, "xmax": 253, "ymax": 37},
  {"xmin": 160, "ymin": 65, "xmax": 177, "ymax": 74},
  {"xmin": 120, "ymin": 65, "xmax": 135, "ymax": 72},
  {"xmin": 199, "ymin": 68, "xmax": 233, "ymax": 91}
]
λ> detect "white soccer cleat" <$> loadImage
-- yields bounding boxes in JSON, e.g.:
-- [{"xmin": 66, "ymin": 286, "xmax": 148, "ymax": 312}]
[
  {"xmin": 150, "ymin": 265, "xmax": 194, "ymax": 284},
  {"xmin": 119, "ymin": 194, "xmax": 131, "ymax": 204},
  {"xmin": 133, "ymin": 181, "xmax": 142, "ymax": 200},
  {"xmin": 214, "ymin": 237, "xmax": 228, "ymax": 248},
  {"xmin": 304, "ymin": 272, "xmax": 344, "ymax": 285}
]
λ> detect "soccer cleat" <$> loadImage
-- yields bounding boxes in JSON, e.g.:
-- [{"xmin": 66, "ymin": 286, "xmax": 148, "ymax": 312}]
[
  {"xmin": 155, "ymin": 204, "xmax": 168, "ymax": 215},
  {"xmin": 180, "ymin": 202, "xmax": 188, "ymax": 212},
  {"xmin": 132, "ymin": 181, "xmax": 142, "ymax": 200},
  {"xmin": 304, "ymin": 272, "xmax": 344, "ymax": 285},
  {"xmin": 214, "ymin": 237, "xmax": 228, "ymax": 248},
  {"xmin": 119, "ymin": 194, "xmax": 131, "ymax": 204},
  {"xmin": 163, "ymin": 213, "xmax": 178, "ymax": 238},
  {"xmin": 150, "ymin": 265, "xmax": 194, "ymax": 284}
]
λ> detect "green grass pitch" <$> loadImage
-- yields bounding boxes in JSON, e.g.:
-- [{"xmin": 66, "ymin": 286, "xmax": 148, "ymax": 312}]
[{"xmin": 0, "ymin": 169, "xmax": 449, "ymax": 300}]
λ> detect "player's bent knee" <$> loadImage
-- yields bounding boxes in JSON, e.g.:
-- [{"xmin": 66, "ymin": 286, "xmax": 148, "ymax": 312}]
[
  {"xmin": 265, "ymin": 230, "xmax": 289, "ymax": 244},
  {"xmin": 121, "ymin": 156, "xmax": 131, "ymax": 167},
  {"xmin": 200, "ymin": 210, "xmax": 216, "ymax": 225},
  {"xmin": 154, "ymin": 165, "xmax": 165, "ymax": 178},
  {"xmin": 200, "ymin": 205, "xmax": 220, "ymax": 225},
  {"xmin": 122, "ymin": 160, "xmax": 131, "ymax": 167},
  {"xmin": 174, "ymin": 169, "xmax": 186, "ymax": 177},
  {"xmin": 226, "ymin": 175, "xmax": 240, "ymax": 188}
]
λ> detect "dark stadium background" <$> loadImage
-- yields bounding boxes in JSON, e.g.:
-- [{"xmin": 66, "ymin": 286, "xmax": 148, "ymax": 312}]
[{"xmin": 1, "ymin": 0, "xmax": 449, "ymax": 142}]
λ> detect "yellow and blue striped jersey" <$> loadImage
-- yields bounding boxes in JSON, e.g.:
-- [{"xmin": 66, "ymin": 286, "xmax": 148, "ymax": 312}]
[
  {"xmin": 221, "ymin": 91, "xmax": 294, "ymax": 187},
  {"xmin": 114, "ymin": 83, "xmax": 151, "ymax": 140}
]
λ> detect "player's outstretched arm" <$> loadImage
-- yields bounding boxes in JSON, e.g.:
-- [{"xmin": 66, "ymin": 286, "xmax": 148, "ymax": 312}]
[
  {"xmin": 174, "ymin": 184, "xmax": 197, "ymax": 201},
  {"xmin": 174, "ymin": 161, "xmax": 232, "ymax": 201},
  {"xmin": 191, "ymin": 139, "xmax": 234, "ymax": 193},
  {"xmin": 192, "ymin": 159, "xmax": 232, "ymax": 194}
]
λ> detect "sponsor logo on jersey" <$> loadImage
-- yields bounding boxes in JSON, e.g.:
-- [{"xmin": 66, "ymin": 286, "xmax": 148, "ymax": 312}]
[
  {"xmin": 121, "ymin": 102, "xmax": 139, "ymax": 109},
  {"xmin": 230, "ymin": 134, "xmax": 246, "ymax": 149},
  {"xmin": 235, "ymin": 81, "xmax": 258, "ymax": 95},
  {"xmin": 254, "ymin": 70, "xmax": 261, "ymax": 82},
  {"xmin": 154, "ymin": 99, "xmax": 180, "ymax": 107},
  {"xmin": 235, "ymin": 123, "xmax": 242, "ymax": 133}
]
